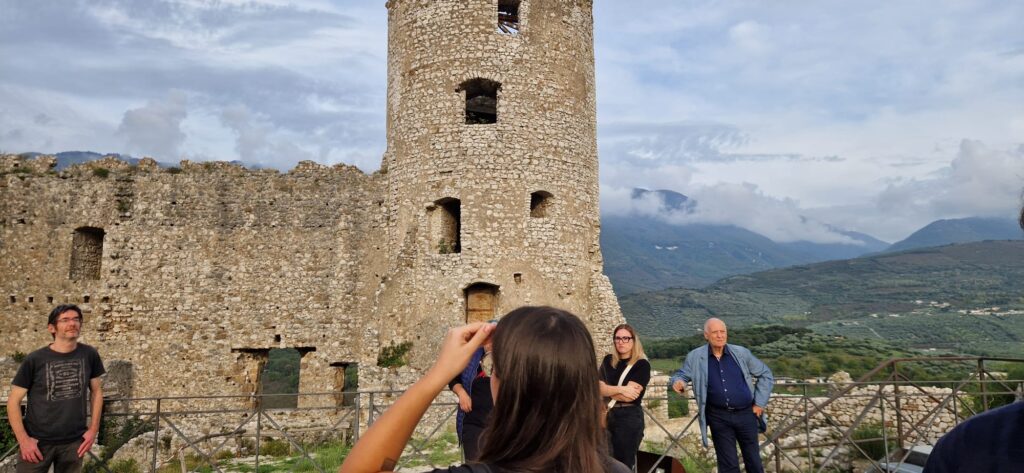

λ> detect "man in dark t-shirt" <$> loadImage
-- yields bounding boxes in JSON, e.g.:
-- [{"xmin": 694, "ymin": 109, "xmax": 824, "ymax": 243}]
[{"xmin": 6, "ymin": 304, "xmax": 106, "ymax": 473}]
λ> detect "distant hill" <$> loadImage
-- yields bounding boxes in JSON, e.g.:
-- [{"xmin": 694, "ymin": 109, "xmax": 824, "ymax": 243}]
[
  {"xmin": 601, "ymin": 189, "xmax": 888, "ymax": 294},
  {"xmin": 885, "ymin": 217, "xmax": 1022, "ymax": 253},
  {"xmin": 621, "ymin": 240, "xmax": 1024, "ymax": 356},
  {"xmin": 17, "ymin": 151, "xmax": 206, "ymax": 170}
]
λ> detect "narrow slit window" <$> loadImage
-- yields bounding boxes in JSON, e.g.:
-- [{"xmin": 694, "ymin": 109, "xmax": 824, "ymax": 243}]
[
  {"xmin": 70, "ymin": 227, "xmax": 104, "ymax": 280},
  {"xmin": 530, "ymin": 191, "xmax": 553, "ymax": 218},
  {"xmin": 459, "ymin": 78, "xmax": 500, "ymax": 125},
  {"xmin": 498, "ymin": 0, "xmax": 521, "ymax": 35},
  {"xmin": 430, "ymin": 198, "xmax": 462, "ymax": 254}
]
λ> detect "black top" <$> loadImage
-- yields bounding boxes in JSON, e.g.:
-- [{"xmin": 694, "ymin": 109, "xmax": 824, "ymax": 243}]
[
  {"xmin": 924, "ymin": 401, "xmax": 1024, "ymax": 473},
  {"xmin": 600, "ymin": 355, "xmax": 651, "ymax": 405},
  {"xmin": 12, "ymin": 343, "xmax": 105, "ymax": 444},
  {"xmin": 427, "ymin": 455, "xmax": 632, "ymax": 473},
  {"xmin": 449, "ymin": 368, "xmax": 494, "ymax": 428}
]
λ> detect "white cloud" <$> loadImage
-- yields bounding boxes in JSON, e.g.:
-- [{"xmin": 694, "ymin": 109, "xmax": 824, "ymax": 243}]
[
  {"xmin": 804, "ymin": 140, "xmax": 1024, "ymax": 241},
  {"xmin": 117, "ymin": 90, "xmax": 189, "ymax": 159},
  {"xmin": 601, "ymin": 181, "xmax": 861, "ymax": 245},
  {"xmin": 220, "ymin": 104, "xmax": 315, "ymax": 168}
]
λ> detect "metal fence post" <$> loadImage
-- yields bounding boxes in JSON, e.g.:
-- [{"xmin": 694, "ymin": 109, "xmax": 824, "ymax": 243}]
[
  {"xmin": 151, "ymin": 398, "xmax": 161, "ymax": 473},
  {"xmin": 880, "ymin": 390, "xmax": 890, "ymax": 463},
  {"xmin": 892, "ymin": 363, "xmax": 905, "ymax": 451},
  {"xmin": 255, "ymin": 396, "xmax": 262, "ymax": 473},
  {"xmin": 952, "ymin": 383, "xmax": 959, "ymax": 425},
  {"xmin": 354, "ymin": 391, "xmax": 361, "ymax": 442},
  {"xmin": 978, "ymin": 359, "xmax": 988, "ymax": 411},
  {"xmin": 368, "ymin": 392, "xmax": 375, "ymax": 426},
  {"xmin": 803, "ymin": 384, "xmax": 811, "ymax": 473}
]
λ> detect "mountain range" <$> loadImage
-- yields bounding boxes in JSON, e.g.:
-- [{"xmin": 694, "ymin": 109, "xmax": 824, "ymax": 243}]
[
  {"xmin": 884, "ymin": 217, "xmax": 1023, "ymax": 253},
  {"xmin": 619, "ymin": 240, "xmax": 1024, "ymax": 356},
  {"xmin": 601, "ymin": 189, "xmax": 1020, "ymax": 294}
]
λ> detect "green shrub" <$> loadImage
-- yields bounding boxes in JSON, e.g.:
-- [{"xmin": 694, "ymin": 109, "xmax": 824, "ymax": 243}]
[
  {"xmin": 261, "ymin": 438, "xmax": 291, "ymax": 457},
  {"xmin": 109, "ymin": 458, "xmax": 141, "ymax": 473},
  {"xmin": 11, "ymin": 351, "xmax": 26, "ymax": 362},
  {"xmin": 378, "ymin": 341, "xmax": 413, "ymax": 368},
  {"xmin": 851, "ymin": 422, "xmax": 896, "ymax": 460},
  {"xmin": 667, "ymin": 390, "xmax": 689, "ymax": 418},
  {"xmin": 0, "ymin": 417, "xmax": 16, "ymax": 454},
  {"xmin": 166, "ymin": 167, "xmax": 183, "ymax": 174},
  {"xmin": 92, "ymin": 168, "xmax": 110, "ymax": 178}
]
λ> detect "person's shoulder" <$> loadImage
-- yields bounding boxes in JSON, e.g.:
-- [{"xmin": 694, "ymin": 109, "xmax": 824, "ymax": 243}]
[
  {"xmin": 75, "ymin": 343, "xmax": 103, "ymax": 357},
  {"xmin": 685, "ymin": 345, "xmax": 706, "ymax": 358},
  {"xmin": 727, "ymin": 344, "xmax": 753, "ymax": 355},
  {"xmin": 22, "ymin": 345, "xmax": 54, "ymax": 362},
  {"xmin": 636, "ymin": 358, "xmax": 652, "ymax": 368},
  {"xmin": 964, "ymin": 401, "xmax": 1024, "ymax": 430}
]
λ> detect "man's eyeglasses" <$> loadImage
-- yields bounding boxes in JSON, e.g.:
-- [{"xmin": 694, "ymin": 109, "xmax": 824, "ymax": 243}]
[
  {"xmin": 55, "ymin": 317, "xmax": 82, "ymax": 325},
  {"xmin": 614, "ymin": 336, "xmax": 634, "ymax": 343}
]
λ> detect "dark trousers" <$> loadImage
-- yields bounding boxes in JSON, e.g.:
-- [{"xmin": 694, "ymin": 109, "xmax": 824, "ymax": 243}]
[
  {"xmin": 462, "ymin": 424, "xmax": 485, "ymax": 462},
  {"xmin": 706, "ymin": 406, "xmax": 764, "ymax": 473},
  {"xmin": 16, "ymin": 440, "xmax": 83, "ymax": 473},
  {"xmin": 607, "ymin": 405, "xmax": 644, "ymax": 470}
]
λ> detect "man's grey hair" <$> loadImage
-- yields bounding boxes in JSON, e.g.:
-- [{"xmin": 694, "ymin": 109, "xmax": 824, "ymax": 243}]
[{"xmin": 704, "ymin": 317, "xmax": 726, "ymax": 333}]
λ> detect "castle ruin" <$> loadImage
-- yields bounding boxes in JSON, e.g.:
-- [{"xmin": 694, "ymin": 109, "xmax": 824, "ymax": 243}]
[{"xmin": 0, "ymin": 0, "xmax": 623, "ymax": 401}]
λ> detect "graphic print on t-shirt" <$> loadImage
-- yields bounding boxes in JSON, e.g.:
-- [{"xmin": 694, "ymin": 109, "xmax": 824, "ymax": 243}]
[{"xmin": 46, "ymin": 359, "xmax": 83, "ymax": 401}]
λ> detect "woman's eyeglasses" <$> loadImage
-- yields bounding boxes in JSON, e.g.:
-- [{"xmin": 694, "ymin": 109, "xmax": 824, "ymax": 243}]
[{"xmin": 614, "ymin": 336, "xmax": 634, "ymax": 343}]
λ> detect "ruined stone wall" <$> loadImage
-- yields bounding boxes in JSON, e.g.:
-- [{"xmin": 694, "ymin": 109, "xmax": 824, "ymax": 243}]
[
  {"xmin": 1, "ymin": 155, "xmax": 386, "ymax": 401},
  {"xmin": 379, "ymin": 0, "xmax": 622, "ymax": 366}
]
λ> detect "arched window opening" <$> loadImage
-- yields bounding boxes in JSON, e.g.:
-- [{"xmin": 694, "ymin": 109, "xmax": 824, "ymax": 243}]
[
  {"xmin": 459, "ymin": 78, "xmax": 500, "ymax": 125},
  {"xmin": 530, "ymin": 191, "xmax": 553, "ymax": 218},
  {"xmin": 465, "ymin": 283, "xmax": 499, "ymax": 323},
  {"xmin": 430, "ymin": 198, "xmax": 461, "ymax": 254},
  {"xmin": 498, "ymin": 0, "xmax": 521, "ymax": 35},
  {"xmin": 70, "ymin": 227, "xmax": 104, "ymax": 280}
]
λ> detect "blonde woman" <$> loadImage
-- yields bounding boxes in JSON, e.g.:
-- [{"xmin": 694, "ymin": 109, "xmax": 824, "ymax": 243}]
[{"xmin": 599, "ymin": 324, "xmax": 651, "ymax": 470}]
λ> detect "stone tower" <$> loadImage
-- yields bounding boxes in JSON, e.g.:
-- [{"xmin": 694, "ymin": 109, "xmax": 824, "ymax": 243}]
[{"xmin": 375, "ymin": 0, "xmax": 623, "ymax": 364}]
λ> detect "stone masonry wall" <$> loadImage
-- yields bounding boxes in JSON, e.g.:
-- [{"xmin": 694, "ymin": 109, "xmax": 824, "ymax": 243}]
[{"xmin": 1, "ymin": 156, "xmax": 386, "ymax": 402}]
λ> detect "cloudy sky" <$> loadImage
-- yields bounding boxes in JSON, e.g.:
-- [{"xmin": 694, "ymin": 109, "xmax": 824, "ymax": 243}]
[{"xmin": 1, "ymin": 0, "xmax": 1022, "ymax": 242}]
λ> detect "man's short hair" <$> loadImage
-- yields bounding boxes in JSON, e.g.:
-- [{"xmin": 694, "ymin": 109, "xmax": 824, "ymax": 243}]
[{"xmin": 47, "ymin": 304, "xmax": 83, "ymax": 326}]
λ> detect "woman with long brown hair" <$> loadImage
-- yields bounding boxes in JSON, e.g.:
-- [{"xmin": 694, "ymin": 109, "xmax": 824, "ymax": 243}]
[
  {"xmin": 339, "ymin": 306, "xmax": 629, "ymax": 473},
  {"xmin": 599, "ymin": 324, "xmax": 651, "ymax": 470}
]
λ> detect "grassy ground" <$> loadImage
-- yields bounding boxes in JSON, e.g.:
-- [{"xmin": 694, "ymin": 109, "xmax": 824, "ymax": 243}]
[{"xmin": 83, "ymin": 431, "xmax": 460, "ymax": 473}]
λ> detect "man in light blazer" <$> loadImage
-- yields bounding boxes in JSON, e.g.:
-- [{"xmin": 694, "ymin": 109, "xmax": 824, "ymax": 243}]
[{"xmin": 671, "ymin": 317, "xmax": 773, "ymax": 473}]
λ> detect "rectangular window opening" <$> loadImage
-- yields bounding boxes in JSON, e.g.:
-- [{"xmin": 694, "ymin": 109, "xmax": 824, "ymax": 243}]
[
  {"xmin": 331, "ymin": 362, "xmax": 360, "ymax": 407},
  {"xmin": 260, "ymin": 348, "xmax": 301, "ymax": 409},
  {"xmin": 498, "ymin": 0, "xmax": 521, "ymax": 35}
]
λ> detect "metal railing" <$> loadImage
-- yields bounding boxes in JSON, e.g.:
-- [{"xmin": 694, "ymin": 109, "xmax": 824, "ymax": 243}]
[{"xmin": 1, "ymin": 356, "xmax": 1021, "ymax": 473}]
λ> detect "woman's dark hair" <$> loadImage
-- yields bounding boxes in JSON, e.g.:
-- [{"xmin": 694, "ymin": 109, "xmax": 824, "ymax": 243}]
[{"xmin": 477, "ymin": 306, "xmax": 611, "ymax": 472}]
